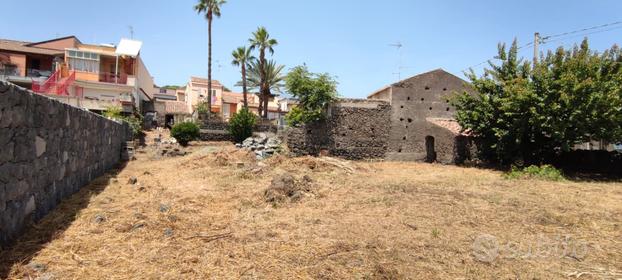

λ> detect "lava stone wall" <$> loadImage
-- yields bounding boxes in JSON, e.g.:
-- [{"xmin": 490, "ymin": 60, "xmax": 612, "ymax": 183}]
[
  {"xmin": 285, "ymin": 99, "xmax": 391, "ymax": 160},
  {"xmin": 384, "ymin": 69, "xmax": 474, "ymax": 163},
  {"xmin": 0, "ymin": 82, "xmax": 130, "ymax": 247},
  {"xmin": 199, "ymin": 121, "xmax": 278, "ymax": 143}
]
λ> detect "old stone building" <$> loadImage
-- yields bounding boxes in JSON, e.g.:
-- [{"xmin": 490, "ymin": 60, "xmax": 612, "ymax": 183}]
[{"xmin": 367, "ymin": 69, "xmax": 474, "ymax": 163}]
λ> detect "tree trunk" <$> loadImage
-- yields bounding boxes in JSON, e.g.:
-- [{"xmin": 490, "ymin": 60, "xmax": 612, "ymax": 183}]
[
  {"xmin": 242, "ymin": 64, "xmax": 248, "ymax": 108},
  {"xmin": 259, "ymin": 48, "xmax": 267, "ymax": 119},
  {"xmin": 258, "ymin": 94, "xmax": 264, "ymax": 117},
  {"xmin": 207, "ymin": 13, "xmax": 213, "ymax": 118},
  {"xmin": 262, "ymin": 93, "xmax": 269, "ymax": 119}
]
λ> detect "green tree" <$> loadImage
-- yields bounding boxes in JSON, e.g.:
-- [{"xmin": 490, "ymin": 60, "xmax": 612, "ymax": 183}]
[
  {"xmin": 231, "ymin": 46, "xmax": 255, "ymax": 108},
  {"xmin": 249, "ymin": 27, "xmax": 278, "ymax": 119},
  {"xmin": 194, "ymin": 0, "xmax": 226, "ymax": 117},
  {"xmin": 452, "ymin": 39, "xmax": 622, "ymax": 165},
  {"xmin": 245, "ymin": 59, "xmax": 285, "ymax": 116},
  {"xmin": 284, "ymin": 65, "xmax": 338, "ymax": 126}
]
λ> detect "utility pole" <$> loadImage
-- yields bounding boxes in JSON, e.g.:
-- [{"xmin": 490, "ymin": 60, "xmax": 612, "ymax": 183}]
[{"xmin": 533, "ymin": 32, "xmax": 540, "ymax": 66}]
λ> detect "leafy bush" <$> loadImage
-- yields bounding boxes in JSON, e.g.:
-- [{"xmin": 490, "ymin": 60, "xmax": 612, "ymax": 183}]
[
  {"xmin": 284, "ymin": 65, "xmax": 338, "ymax": 126},
  {"xmin": 171, "ymin": 122, "xmax": 200, "ymax": 146},
  {"xmin": 505, "ymin": 165, "xmax": 565, "ymax": 181},
  {"xmin": 228, "ymin": 107, "xmax": 256, "ymax": 143},
  {"xmin": 103, "ymin": 106, "xmax": 143, "ymax": 138},
  {"xmin": 196, "ymin": 102, "xmax": 210, "ymax": 114}
]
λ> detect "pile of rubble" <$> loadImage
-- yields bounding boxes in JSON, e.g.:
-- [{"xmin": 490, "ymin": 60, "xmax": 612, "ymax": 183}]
[
  {"xmin": 236, "ymin": 133, "xmax": 282, "ymax": 159},
  {"xmin": 152, "ymin": 134, "xmax": 186, "ymax": 158}
]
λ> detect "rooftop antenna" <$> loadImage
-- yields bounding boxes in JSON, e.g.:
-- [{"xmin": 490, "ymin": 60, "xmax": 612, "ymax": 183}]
[
  {"xmin": 389, "ymin": 42, "xmax": 404, "ymax": 80},
  {"xmin": 128, "ymin": 25, "xmax": 134, "ymax": 39}
]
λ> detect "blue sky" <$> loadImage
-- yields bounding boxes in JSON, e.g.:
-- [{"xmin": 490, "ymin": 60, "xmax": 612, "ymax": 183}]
[{"xmin": 3, "ymin": 0, "xmax": 622, "ymax": 97}]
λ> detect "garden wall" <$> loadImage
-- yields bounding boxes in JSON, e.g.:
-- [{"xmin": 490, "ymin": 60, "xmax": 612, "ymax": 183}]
[
  {"xmin": 0, "ymin": 81, "xmax": 131, "ymax": 247},
  {"xmin": 284, "ymin": 99, "xmax": 391, "ymax": 160},
  {"xmin": 199, "ymin": 120, "xmax": 278, "ymax": 142}
]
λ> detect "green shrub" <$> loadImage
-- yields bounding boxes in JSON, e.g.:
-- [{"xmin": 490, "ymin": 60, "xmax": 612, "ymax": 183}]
[
  {"xmin": 196, "ymin": 102, "xmax": 210, "ymax": 114},
  {"xmin": 228, "ymin": 107, "xmax": 256, "ymax": 143},
  {"xmin": 103, "ymin": 106, "xmax": 143, "ymax": 138},
  {"xmin": 171, "ymin": 121, "xmax": 200, "ymax": 146},
  {"xmin": 505, "ymin": 165, "xmax": 565, "ymax": 181}
]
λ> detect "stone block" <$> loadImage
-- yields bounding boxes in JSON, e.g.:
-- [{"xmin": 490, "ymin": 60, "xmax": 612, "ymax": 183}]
[{"xmin": 35, "ymin": 136, "xmax": 46, "ymax": 157}]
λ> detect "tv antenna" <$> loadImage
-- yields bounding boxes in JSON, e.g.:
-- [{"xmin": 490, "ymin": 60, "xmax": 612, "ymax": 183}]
[
  {"xmin": 128, "ymin": 25, "xmax": 134, "ymax": 39},
  {"xmin": 389, "ymin": 42, "xmax": 405, "ymax": 80}
]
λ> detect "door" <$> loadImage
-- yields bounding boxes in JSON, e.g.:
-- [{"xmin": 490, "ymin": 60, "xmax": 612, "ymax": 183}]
[{"xmin": 425, "ymin": 136, "xmax": 437, "ymax": 163}]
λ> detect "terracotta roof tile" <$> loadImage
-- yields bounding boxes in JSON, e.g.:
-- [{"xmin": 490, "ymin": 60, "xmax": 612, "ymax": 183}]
[
  {"xmin": 0, "ymin": 39, "xmax": 64, "ymax": 56},
  {"xmin": 426, "ymin": 118, "xmax": 470, "ymax": 136},
  {"xmin": 164, "ymin": 101, "xmax": 190, "ymax": 114}
]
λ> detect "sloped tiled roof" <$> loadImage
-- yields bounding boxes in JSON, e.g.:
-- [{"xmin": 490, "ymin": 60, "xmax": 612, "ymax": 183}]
[
  {"xmin": 164, "ymin": 101, "xmax": 190, "ymax": 114},
  {"xmin": 426, "ymin": 117, "xmax": 470, "ymax": 136},
  {"xmin": 0, "ymin": 39, "xmax": 64, "ymax": 56},
  {"xmin": 189, "ymin": 76, "xmax": 223, "ymax": 88}
]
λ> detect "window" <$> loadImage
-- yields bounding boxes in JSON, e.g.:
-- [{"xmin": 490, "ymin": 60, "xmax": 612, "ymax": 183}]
[{"xmin": 66, "ymin": 50, "xmax": 100, "ymax": 73}]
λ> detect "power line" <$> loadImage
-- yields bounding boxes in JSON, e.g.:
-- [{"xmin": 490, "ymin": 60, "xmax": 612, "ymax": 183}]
[
  {"xmin": 461, "ymin": 41, "xmax": 534, "ymax": 73},
  {"xmin": 542, "ymin": 20, "xmax": 622, "ymax": 41},
  {"xmin": 461, "ymin": 20, "xmax": 622, "ymax": 73},
  {"xmin": 542, "ymin": 25, "xmax": 622, "ymax": 45}
]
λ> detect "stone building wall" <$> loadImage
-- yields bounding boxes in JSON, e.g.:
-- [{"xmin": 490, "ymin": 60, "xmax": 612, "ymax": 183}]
[
  {"xmin": 0, "ymin": 81, "xmax": 130, "ymax": 247},
  {"xmin": 284, "ymin": 99, "xmax": 391, "ymax": 160},
  {"xmin": 385, "ymin": 69, "xmax": 474, "ymax": 163}
]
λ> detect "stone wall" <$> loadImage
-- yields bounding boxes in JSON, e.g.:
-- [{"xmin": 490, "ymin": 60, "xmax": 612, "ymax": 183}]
[
  {"xmin": 199, "ymin": 121, "xmax": 278, "ymax": 143},
  {"xmin": 384, "ymin": 69, "xmax": 474, "ymax": 163},
  {"xmin": 0, "ymin": 81, "xmax": 130, "ymax": 247},
  {"xmin": 284, "ymin": 99, "xmax": 391, "ymax": 160}
]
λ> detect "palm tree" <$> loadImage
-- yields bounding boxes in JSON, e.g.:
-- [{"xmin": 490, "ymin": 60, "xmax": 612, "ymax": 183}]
[
  {"xmin": 248, "ymin": 27, "xmax": 278, "ymax": 118},
  {"xmin": 246, "ymin": 59, "xmax": 285, "ymax": 117},
  {"xmin": 231, "ymin": 46, "xmax": 254, "ymax": 108},
  {"xmin": 194, "ymin": 0, "xmax": 226, "ymax": 117}
]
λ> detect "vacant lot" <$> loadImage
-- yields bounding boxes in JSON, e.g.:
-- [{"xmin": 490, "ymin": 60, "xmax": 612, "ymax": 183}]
[{"xmin": 1, "ymin": 140, "xmax": 621, "ymax": 279}]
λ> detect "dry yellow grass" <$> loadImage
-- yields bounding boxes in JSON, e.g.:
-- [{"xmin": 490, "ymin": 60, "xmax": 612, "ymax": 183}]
[{"xmin": 1, "ymin": 139, "xmax": 621, "ymax": 279}]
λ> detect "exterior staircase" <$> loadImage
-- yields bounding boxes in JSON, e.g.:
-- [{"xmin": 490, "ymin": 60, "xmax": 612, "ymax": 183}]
[{"xmin": 32, "ymin": 69, "xmax": 77, "ymax": 96}]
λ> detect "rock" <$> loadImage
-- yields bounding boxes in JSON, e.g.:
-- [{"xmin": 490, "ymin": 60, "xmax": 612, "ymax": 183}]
[
  {"xmin": 93, "ymin": 214, "xmax": 106, "ymax": 224},
  {"xmin": 36, "ymin": 273, "xmax": 56, "ymax": 280},
  {"xmin": 27, "ymin": 261, "xmax": 47, "ymax": 273},
  {"xmin": 159, "ymin": 204, "xmax": 170, "ymax": 213},
  {"xmin": 236, "ymin": 162, "xmax": 245, "ymax": 168},
  {"xmin": 164, "ymin": 228, "xmax": 174, "ymax": 237},
  {"xmin": 132, "ymin": 222, "xmax": 146, "ymax": 230},
  {"xmin": 128, "ymin": 176, "xmax": 138, "ymax": 185},
  {"xmin": 35, "ymin": 136, "xmax": 46, "ymax": 157},
  {"xmin": 235, "ymin": 143, "xmax": 243, "ymax": 148}
]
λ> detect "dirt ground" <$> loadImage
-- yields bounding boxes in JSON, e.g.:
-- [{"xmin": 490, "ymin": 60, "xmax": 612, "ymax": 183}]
[{"xmin": 1, "ymin": 134, "xmax": 621, "ymax": 279}]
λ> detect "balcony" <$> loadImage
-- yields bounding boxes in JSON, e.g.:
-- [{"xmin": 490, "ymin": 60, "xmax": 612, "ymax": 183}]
[
  {"xmin": 0, "ymin": 66, "xmax": 20, "ymax": 77},
  {"xmin": 99, "ymin": 72, "xmax": 128, "ymax": 85},
  {"xmin": 27, "ymin": 68, "xmax": 53, "ymax": 78}
]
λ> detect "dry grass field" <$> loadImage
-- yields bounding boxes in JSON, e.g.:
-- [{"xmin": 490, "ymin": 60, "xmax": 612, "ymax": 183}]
[{"xmin": 1, "ymin": 138, "xmax": 621, "ymax": 279}]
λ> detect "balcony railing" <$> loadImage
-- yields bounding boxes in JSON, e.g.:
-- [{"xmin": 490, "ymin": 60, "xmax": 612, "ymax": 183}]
[
  {"xmin": 0, "ymin": 67, "xmax": 20, "ymax": 77},
  {"xmin": 99, "ymin": 72, "xmax": 128, "ymax": 85},
  {"xmin": 26, "ymin": 68, "xmax": 53, "ymax": 78}
]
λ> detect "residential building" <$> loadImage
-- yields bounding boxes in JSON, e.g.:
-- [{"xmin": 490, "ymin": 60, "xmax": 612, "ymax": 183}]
[
  {"xmin": 183, "ymin": 76, "xmax": 284, "ymax": 121},
  {"xmin": 0, "ymin": 35, "xmax": 154, "ymax": 114}
]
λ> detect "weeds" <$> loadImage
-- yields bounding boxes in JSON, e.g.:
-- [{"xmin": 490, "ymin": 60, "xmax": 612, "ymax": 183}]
[{"xmin": 505, "ymin": 165, "xmax": 565, "ymax": 181}]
